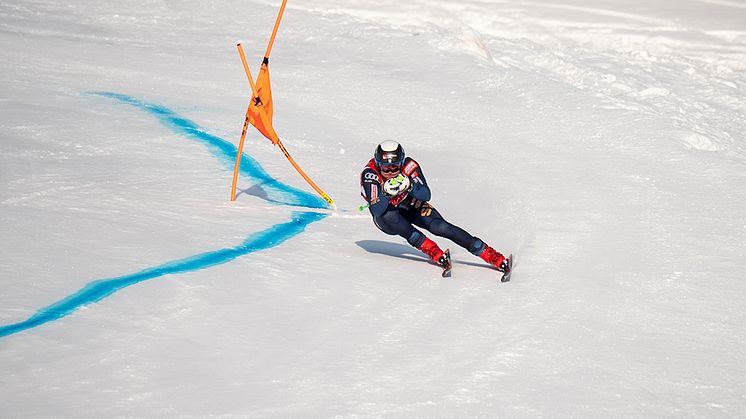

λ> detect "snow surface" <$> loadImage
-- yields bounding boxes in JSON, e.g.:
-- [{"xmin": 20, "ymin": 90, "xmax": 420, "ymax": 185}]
[{"xmin": 1, "ymin": 0, "xmax": 745, "ymax": 417}]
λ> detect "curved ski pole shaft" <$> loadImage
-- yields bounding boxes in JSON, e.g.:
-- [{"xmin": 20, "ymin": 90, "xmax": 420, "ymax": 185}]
[{"xmin": 276, "ymin": 139, "xmax": 335, "ymax": 208}]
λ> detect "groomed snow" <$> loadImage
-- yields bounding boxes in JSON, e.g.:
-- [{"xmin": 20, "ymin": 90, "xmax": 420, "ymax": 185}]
[{"xmin": 1, "ymin": 0, "xmax": 745, "ymax": 417}]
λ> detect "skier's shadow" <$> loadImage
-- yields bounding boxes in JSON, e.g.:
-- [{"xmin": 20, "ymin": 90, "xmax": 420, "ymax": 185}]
[
  {"xmin": 355, "ymin": 240, "xmax": 486, "ymax": 268},
  {"xmin": 355, "ymin": 240, "xmax": 427, "ymax": 263}
]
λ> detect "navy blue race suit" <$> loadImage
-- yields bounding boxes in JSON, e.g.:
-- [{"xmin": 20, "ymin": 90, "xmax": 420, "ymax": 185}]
[{"xmin": 360, "ymin": 157, "xmax": 486, "ymax": 256}]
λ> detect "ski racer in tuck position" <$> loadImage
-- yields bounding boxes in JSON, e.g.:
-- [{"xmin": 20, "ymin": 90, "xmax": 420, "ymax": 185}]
[{"xmin": 360, "ymin": 140, "xmax": 512, "ymax": 280}]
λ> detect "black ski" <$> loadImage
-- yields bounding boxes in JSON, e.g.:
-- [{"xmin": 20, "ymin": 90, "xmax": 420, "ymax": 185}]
[
  {"xmin": 500, "ymin": 254, "xmax": 513, "ymax": 282},
  {"xmin": 441, "ymin": 249, "xmax": 452, "ymax": 278}
]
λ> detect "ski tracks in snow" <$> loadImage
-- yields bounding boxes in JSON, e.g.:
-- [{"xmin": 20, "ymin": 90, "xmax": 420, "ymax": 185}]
[{"xmin": 294, "ymin": 0, "xmax": 746, "ymax": 160}]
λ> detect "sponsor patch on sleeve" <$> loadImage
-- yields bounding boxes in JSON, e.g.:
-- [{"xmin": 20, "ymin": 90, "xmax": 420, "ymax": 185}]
[
  {"xmin": 403, "ymin": 160, "xmax": 418, "ymax": 176},
  {"xmin": 364, "ymin": 171, "xmax": 380, "ymax": 183}
]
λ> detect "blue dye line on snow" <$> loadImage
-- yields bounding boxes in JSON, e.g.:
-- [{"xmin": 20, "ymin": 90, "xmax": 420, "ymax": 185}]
[
  {"xmin": 0, "ymin": 211, "xmax": 327, "ymax": 338},
  {"xmin": 0, "ymin": 94, "xmax": 329, "ymax": 338},
  {"xmin": 92, "ymin": 92, "xmax": 327, "ymax": 210}
]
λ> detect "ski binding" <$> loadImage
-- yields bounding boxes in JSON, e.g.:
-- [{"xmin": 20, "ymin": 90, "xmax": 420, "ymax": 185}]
[
  {"xmin": 500, "ymin": 254, "xmax": 513, "ymax": 282},
  {"xmin": 441, "ymin": 249, "xmax": 452, "ymax": 278}
]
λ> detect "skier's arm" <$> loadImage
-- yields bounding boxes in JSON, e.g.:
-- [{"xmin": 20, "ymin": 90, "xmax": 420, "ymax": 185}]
[
  {"xmin": 361, "ymin": 168, "xmax": 390, "ymax": 216},
  {"xmin": 403, "ymin": 159, "xmax": 431, "ymax": 202},
  {"xmin": 410, "ymin": 175, "xmax": 431, "ymax": 201}
]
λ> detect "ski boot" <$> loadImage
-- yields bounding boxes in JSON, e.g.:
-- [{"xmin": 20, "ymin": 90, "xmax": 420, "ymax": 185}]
[
  {"xmin": 418, "ymin": 237, "xmax": 452, "ymax": 276},
  {"xmin": 479, "ymin": 244, "xmax": 511, "ymax": 281}
]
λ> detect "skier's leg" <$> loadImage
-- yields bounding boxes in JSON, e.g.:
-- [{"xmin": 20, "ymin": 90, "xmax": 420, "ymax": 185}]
[
  {"xmin": 373, "ymin": 206, "xmax": 447, "ymax": 265},
  {"xmin": 373, "ymin": 206, "xmax": 420, "ymax": 245},
  {"xmin": 413, "ymin": 203, "xmax": 483, "ymax": 253},
  {"xmin": 414, "ymin": 203, "xmax": 509, "ymax": 272}
]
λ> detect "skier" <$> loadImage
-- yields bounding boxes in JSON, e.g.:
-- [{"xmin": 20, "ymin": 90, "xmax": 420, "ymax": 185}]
[{"xmin": 360, "ymin": 140, "xmax": 511, "ymax": 278}]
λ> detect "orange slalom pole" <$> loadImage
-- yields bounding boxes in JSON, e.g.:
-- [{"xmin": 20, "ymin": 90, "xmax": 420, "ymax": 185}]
[
  {"xmin": 230, "ymin": 43, "xmax": 256, "ymax": 202},
  {"xmin": 264, "ymin": 0, "xmax": 288, "ymax": 60},
  {"xmin": 236, "ymin": 43, "xmax": 256, "ymax": 93},
  {"xmin": 276, "ymin": 139, "xmax": 335, "ymax": 208},
  {"xmin": 230, "ymin": 106, "xmax": 252, "ymax": 201}
]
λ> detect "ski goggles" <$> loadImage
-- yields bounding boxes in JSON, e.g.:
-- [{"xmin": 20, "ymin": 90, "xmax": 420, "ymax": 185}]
[{"xmin": 379, "ymin": 163, "xmax": 402, "ymax": 174}]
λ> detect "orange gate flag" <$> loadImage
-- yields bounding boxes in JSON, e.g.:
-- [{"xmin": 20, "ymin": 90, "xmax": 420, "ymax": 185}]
[
  {"xmin": 247, "ymin": 58, "xmax": 280, "ymax": 145},
  {"xmin": 230, "ymin": 0, "xmax": 334, "ymax": 208}
]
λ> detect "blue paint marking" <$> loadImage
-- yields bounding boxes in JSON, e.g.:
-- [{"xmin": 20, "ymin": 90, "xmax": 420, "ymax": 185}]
[
  {"xmin": 0, "ymin": 212, "xmax": 326, "ymax": 338},
  {"xmin": 0, "ymin": 94, "xmax": 330, "ymax": 338},
  {"xmin": 92, "ymin": 92, "xmax": 327, "ymax": 210}
]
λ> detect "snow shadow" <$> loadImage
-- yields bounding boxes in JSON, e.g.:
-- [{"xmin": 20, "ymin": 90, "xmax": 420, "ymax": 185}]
[
  {"xmin": 356, "ymin": 240, "xmax": 486, "ymax": 268},
  {"xmin": 356, "ymin": 239, "xmax": 427, "ymax": 263}
]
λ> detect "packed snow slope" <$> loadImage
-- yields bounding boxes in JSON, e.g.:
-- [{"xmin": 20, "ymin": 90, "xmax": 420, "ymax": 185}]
[{"xmin": 1, "ymin": 0, "xmax": 745, "ymax": 417}]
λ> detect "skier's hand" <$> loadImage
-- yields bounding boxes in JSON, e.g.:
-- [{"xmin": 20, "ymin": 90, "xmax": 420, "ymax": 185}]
[{"xmin": 382, "ymin": 174, "xmax": 411, "ymax": 197}]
